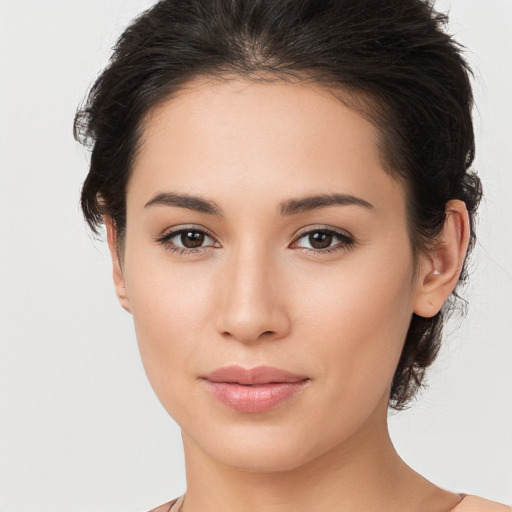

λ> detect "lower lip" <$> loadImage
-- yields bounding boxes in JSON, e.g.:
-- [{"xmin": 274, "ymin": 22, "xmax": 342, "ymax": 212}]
[{"xmin": 203, "ymin": 380, "xmax": 308, "ymax": 413}]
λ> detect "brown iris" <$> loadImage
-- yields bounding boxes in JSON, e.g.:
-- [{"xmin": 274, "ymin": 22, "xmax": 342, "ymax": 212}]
[
  {"xmin": 181, "ymin": 230, "xmax": 205, "ymax": 248},
  {"xmin": 309, "ymin": 231, "xmax": 333, "ymax": 249}
]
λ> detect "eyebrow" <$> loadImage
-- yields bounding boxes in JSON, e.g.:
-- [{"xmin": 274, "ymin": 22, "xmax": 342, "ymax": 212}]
[
  {"xmin": 144, "ymin": 191, "xmax": 222, "ymax": 216},
  {"xmin": 279, "ymin": 193, "xmax": 374, "ymax": 215},
  {"xmin": 144, "ymin": 191, "xmax": 374, "ymax": 216}
]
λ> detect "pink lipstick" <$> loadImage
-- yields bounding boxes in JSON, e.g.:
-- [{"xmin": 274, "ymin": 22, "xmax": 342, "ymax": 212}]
[{"xmin": 201, "ymin": 365, "xmax": 309, "ymax": 413}]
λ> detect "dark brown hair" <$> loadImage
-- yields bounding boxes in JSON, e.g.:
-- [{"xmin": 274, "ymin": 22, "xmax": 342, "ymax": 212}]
[{"xmin": 74, "ymin": 0, "xmax": 482, "ymax": 410}]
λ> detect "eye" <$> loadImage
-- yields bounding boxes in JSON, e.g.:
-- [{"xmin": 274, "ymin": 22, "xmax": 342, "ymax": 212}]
[
  {"xmin": 156, "ymin": 227, "xmax": 219, "ymax": 254},
  {"xmin": 292, "ymin": 227, "xmax": 355, "ymax": 254}
]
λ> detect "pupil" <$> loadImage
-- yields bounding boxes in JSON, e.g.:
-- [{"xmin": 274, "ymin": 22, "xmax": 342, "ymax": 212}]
[
  {"xmin": 310, "ymin": 231, "xmax": 332, "ymax": 249},
  {"xmin": 181, "ymin": 231, "xmax": 204, "ymax": 248}
]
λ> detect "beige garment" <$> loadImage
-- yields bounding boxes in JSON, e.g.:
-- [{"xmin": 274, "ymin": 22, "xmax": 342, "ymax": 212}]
[
  {"xmin": 151, "ymin": 494, "xmax": 512, "ymax": 511},
  {"xmin": 168, "ymin": 496, "xmax": 184, "ymax": 511},
  {"xmin": 148, "ymin": 496, "xmax": 180, "ymax": 512}
]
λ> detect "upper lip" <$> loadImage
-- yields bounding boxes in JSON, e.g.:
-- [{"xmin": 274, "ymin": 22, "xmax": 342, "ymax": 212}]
[{"xmin": 202, "ymin": 365, "xmax": 308, "ymax": 385}]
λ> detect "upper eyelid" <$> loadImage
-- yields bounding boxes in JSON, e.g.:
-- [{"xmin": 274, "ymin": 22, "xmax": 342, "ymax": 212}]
[
  {"xmin": 159, "ymin": 225, "xmax": 217, "ymax": 240},
  {"xmin": 293, "ymin": 225, "xmax": 351, "ymax": 237}
]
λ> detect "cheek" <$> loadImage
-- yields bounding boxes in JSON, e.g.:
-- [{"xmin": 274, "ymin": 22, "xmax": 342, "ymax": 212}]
[
  {"xmin": 293, "ymin": 242, "xmax": 415, "ymax": 349},
  {"xmin": 295, "ymin": 248, "xmax": 415, "ymax": 414},
  {"xmin": 121, "ymin": 247, "xmax": 220, "ymax": 407}
]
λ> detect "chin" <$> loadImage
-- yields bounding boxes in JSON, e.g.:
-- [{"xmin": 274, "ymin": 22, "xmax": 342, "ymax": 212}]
[
  {"xmin": 209, "ymin": 439, "xmax": 315, "ymax": 473},
  {"xmin": 183, "ymin": 418, "xmax": 349, "ymax": 474}
]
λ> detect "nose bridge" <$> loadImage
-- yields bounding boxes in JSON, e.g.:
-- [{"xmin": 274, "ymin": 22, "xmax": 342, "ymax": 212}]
[{"xmin": 216, "ymin": 238, "xmax": 289, "ymax": 343}]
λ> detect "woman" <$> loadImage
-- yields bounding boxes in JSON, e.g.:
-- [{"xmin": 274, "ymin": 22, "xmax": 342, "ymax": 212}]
[{"xmin": 74, "ymin": 0, "xmax": 510, "ymax": 510}]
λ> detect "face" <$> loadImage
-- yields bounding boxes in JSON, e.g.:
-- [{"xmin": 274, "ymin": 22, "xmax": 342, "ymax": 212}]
[{"xmin": 116, "ymin": 78, "xmax": 424, "ymax": 472}]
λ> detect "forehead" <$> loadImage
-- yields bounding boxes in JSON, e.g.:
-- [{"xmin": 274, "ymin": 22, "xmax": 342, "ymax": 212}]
[{"xmin": 129, "ymin": 77, "xmax": 405, "ymax": 219}]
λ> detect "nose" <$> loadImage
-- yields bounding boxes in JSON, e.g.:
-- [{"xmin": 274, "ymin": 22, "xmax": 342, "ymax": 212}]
[{"xmin": 215, "ymin": 246, "xmax": 291, "ymax": 344}]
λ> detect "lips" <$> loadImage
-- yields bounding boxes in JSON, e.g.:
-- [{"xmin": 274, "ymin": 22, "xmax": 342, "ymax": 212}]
[{"xmin": 201, "ymin": 365, "xmax": 309, "ymax": 413}]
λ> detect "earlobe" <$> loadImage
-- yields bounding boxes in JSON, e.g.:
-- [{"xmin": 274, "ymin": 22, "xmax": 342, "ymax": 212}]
[
  {"xmin": 413, "ymin": 200, "xmax": 471, "ymax": 318},
  {"xmin": 105, "ymin": 216, "xmax": 132, "ymax": 314}
]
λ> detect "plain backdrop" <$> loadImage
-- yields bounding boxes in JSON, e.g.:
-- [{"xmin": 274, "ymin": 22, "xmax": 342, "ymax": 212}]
[{"xmin": 0, "ymin": 1, "xmax": 511, "ymax": 511}]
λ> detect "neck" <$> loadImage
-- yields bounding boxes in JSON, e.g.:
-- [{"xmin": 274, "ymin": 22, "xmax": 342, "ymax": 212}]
[{"xmin": 180, "ymin": 399, "xmax": 460, "ymax": 512}]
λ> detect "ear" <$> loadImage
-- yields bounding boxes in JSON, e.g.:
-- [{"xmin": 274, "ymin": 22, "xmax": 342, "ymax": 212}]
[
  {"xmin": 105, "ymin": 216, "xmax": 132, "ymax": 314},
  {"xmin": 413, "ymin": 200, "xmax": 471, "ymax": 318}
]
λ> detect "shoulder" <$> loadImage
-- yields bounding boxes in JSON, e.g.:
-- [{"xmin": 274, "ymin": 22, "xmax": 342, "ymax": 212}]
[
  {"xmin": 147, "ymin": 497, "xmax": 179, "ymax": 512},
  {"xmin": 148, "ymin": 495, "xmax": 512, "ymax": 512},
  {"xmin": 454, "ymin": 495, "xmax": 512, "ymax": 512}
]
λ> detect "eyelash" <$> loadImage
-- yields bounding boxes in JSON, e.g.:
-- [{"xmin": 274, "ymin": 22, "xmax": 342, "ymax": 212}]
[{"xmin": 155, "ymin": 225, "xmax": 355, "ymax": 256}]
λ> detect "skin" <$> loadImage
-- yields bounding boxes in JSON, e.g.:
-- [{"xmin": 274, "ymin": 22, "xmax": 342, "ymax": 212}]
[{"xmin": 106, "ymin": 78, "xmax": 470, "ymax": 512}]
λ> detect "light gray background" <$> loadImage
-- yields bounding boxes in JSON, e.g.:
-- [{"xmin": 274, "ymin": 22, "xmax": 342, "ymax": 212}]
[{"xmin": 0, "ymin": 1, "xmax": 511, "ymax": 511}]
